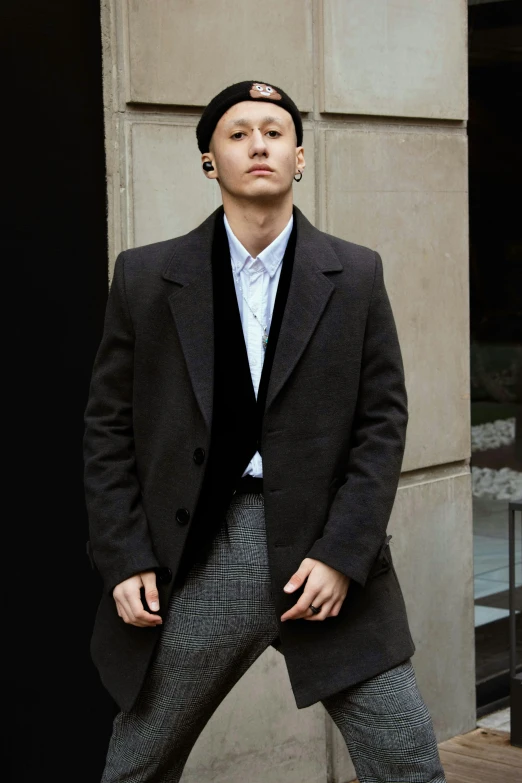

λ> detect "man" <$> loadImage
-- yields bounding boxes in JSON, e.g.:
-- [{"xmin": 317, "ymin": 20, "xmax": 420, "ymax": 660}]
[{"xmin": 84, "ymin": 80, "xmax": 446, "ymax": 782}]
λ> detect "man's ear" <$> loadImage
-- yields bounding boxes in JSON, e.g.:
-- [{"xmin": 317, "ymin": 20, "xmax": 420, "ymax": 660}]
[
  {"xmin": 295, "ymin": 146, "xmax": 305, "ymax": 174},
  {"xmin": 202, "ymin": 156, "xmax": 218, "ymax": 178}
]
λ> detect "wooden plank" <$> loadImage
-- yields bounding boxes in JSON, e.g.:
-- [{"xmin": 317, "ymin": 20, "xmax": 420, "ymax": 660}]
[
  {"xmin": 437, "ymin": 727, "xmax": 522, "ymax": 783},
  {"xmin": 439, "ymin": 727, "xmax": 522, "ymax": 768},
  {"xmin": 439, "ymin": 747, "xmax": 520, "ymax": 783},
  {"xmin": 351, "ymin": 727, "xmax": 521, "ymax": 783}
]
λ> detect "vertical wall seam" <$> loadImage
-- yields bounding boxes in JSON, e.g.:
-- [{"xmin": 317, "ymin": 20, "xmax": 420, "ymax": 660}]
[{"xmin": 312, "ymin": 0, "xmax": 325, "ymax": 230}]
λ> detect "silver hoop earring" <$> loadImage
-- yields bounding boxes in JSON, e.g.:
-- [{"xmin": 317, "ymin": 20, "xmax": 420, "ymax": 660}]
[{"xmin": 294, "ymin": 171, "xmax": 303, "ymax": 182}]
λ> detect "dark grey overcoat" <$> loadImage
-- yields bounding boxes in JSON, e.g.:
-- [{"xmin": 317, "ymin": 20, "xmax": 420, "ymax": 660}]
[{"xmin": 84, "ymin": 205, "xmax": 415, "ymax": 713}]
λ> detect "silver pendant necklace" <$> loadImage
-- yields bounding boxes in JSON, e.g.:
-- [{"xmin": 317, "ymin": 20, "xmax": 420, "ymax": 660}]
[{"xmin": 234, "ymin": 271, "xmax": 269, "ymax": 351}]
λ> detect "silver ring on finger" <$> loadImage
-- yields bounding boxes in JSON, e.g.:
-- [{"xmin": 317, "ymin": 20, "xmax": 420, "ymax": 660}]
[{"xmin": 309, "ymin": 604, "xmax": 321, "ymax": 615}]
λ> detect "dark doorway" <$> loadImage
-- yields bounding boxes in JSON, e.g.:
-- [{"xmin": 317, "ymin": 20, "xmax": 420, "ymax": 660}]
[
  {"xmin": 6, "ymin": 2, "xmax": 116, "ymax": 780},
  {"xmin": 468, "ymin": 0, "xmax": 522, "ymax": 716}
]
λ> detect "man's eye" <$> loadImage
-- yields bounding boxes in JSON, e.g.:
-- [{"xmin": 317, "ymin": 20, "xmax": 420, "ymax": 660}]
[{"xmin": 231, "ymin": 130, "xmax": 280, "ymax": 139}]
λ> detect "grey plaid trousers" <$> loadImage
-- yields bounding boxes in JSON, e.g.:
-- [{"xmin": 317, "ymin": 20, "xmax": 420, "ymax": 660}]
[{"xmin": 101, "ymin": 492, "xmax": 446, "ymax": 783}]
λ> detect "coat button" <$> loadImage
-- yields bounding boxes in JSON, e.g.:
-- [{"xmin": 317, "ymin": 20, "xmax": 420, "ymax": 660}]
[
  {"xmin": 193, "ymin": 447, "xmax": 205, "ymax": 465},
  {"xmin": 156, "ymin": 567, "xmax": 173, "ymax": 585},
  {"xmin": 176, "ymin": 508, "xmax": 190, "ymax": 525}
]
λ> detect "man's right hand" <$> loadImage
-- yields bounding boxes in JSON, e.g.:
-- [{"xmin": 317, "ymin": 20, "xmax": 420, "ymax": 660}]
[{"xmin": 113, "ymin": 571, "xmax": 163, "ymax": 627}]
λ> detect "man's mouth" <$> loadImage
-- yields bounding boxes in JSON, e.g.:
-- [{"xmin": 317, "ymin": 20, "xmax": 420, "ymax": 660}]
[{"xmin": 247, "ymin": 165, "xmax": 274, "ymax": 174}]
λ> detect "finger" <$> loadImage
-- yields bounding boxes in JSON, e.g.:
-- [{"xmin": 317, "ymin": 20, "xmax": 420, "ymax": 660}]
[
  {"xmin": 307, "ymin": 598, "xmax": 335, "ymax": 621},
  {"xmin": 127, "ymin": 590, "xmax": 162, "ymax": 626},
  {"xmin": 118, "ymin": 590, "xmax": 144, "ymax": 625},
  {"xmin": 141, "ymin": 571, "xmax": 160, "ymax": 612},
  {"xmin": 113, "ymin": 590, "xmax": 131, "ymax": 619},
  {"xmin": 326, "ymin": 597, "xmax": 345, "ymax": 617},
  {"xmin": 281, "ymin": 588, "xmax": 327, "ymax": 621},
  {"xmin": 114, "ymin": 590, "xmax": 132, "ymax": 623},
  {"xmin": 305, "ymin": 584, "xmax": 336, "ymax": 618},
  {"xmin": 122, "ymin": 601, "xmax": 160, "ymax": 627},
  {"xmin": 329, "ymin": 599, "xmax": 344, "ymax": 617},
  {"xmin": 300, "ymin": 587, "xmax": 330, "ymax": 617},
  {"xmin": 118, "ymin": 593, "xmax": 139, "ymax": 624},
  {"xmin": 283, "ymin": 559, "xmax": 314, "ymax": 594},
  {"xmin": 281, "ymin": 596, "xmax": 312, "ymax": 621},
  {"xmin": 117, "ymin": 602, "xmax": 131, "ymax": 624},
  {"xmin": 113, "ymin": 577, "xmax": 162, "ymax": 627},
  {"xmin": 127, "ymin": 586, "xmax": 147, "ymax": 622}
]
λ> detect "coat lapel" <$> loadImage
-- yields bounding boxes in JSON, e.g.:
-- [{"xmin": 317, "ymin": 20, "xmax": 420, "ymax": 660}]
[
  {"xmin": 264, "ymin": 207, "xmax": 343, "ymax": 412},
  {"xmin": 161, "ymin": 205, "xmax": 343, "ymax": 429},
  {"xmin": 162, "ymin": 209, "xmax": 220, "ymax": 431}
]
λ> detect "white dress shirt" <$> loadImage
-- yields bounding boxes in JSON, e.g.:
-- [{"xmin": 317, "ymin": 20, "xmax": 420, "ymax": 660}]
[{"xmin": 223, "ymin": 211, "xmax": 294, "ymax": 478}]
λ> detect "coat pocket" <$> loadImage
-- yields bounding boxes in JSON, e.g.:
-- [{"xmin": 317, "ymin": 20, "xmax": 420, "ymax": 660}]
[{"xmin": 369, "ymin": 534, "xmax": 393, "ymax": 578}]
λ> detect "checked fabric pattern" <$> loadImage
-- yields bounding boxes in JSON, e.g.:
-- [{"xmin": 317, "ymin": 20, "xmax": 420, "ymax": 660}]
[
  {"xmin": 101, "ymin": 493, "xmax": 446, "ymax": 783},
  {"xmin": 323, "ymin": 662, "xmax": 446, "ymax": 782}
]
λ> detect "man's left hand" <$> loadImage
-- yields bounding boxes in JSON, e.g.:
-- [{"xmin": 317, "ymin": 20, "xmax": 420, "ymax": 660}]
[{"xmin": 280, "ymin": 558, "xmax": 350, "ymax": 622}]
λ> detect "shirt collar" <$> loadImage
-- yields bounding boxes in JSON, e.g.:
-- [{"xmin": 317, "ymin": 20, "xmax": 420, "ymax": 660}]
[{"xmin": 223, "ymin": 211, "xmax": 294, "ymax": 279}]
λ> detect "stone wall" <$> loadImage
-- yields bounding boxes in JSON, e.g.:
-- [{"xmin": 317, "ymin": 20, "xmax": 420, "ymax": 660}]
[{"xmin": 100, "ymin": 2, "xmax": 474, "ymax": 780}]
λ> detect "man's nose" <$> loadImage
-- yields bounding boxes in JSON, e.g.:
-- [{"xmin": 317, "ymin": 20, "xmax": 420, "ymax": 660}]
[{"xmin": 249, "ymin": 129, "xmax": 268, "ymax": 155}]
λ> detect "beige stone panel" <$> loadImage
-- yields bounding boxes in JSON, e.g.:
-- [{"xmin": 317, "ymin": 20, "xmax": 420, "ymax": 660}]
[
  {"xmin": 125, "ymin": 0, "xmax": 314, "ymax": 110},
  {"xmin": 130, "ymin": 122, "xmax": 221, "ymax": 246},
  {"xmin": 392, "ymin": 471, "xmax": 475, "ymax": 740},
  {"xmin": 130, "ymin": 122, "xmax": 316, "ymax": 248},
  {"xmin": 181, "ymin": 647, "xmax": 328, "ymax": 783},
  {"xmin": 325, "ymin": 129, "xmax": 469, "ymax": 471},
  {"xmin": 322, "ymin": 0, "xmax": 467, "ymax": 119}
]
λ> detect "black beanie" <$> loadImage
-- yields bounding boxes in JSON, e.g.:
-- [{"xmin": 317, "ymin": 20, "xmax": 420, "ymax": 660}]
[{"xmin": 196, "ymin": 80, "xmax": 303, "ymax": 153}]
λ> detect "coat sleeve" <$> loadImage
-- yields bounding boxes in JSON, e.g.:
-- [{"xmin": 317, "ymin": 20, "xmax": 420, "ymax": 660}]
[
  {"xmin": 305, "ymin": 251, "xmax": 408, "ymax": 587},
  {"xmin": 83, "ymin": 252, "xmax": 160, "ymax": 593}
]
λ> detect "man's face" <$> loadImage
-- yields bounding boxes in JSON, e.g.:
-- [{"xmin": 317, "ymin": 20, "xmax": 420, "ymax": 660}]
[{"xmin": 203, "ymin": 100, "xmax": 305, "ymax": 201}]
